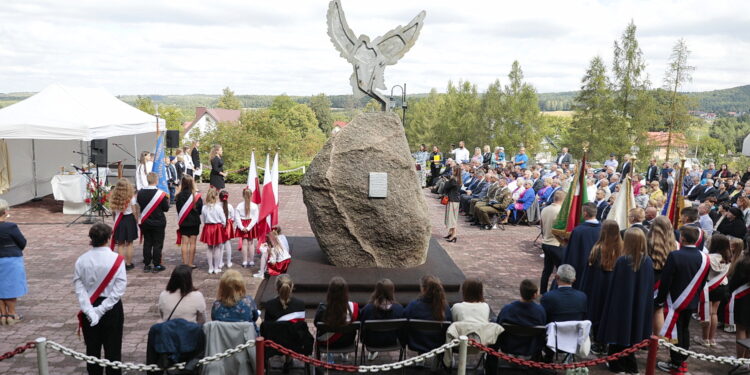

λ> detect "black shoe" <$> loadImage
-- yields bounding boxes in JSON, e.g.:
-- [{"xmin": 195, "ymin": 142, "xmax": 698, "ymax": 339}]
[
  {"xmin": 446, "ymin": 237, "xmax": 457, "ymax": 243},
  {"xmin": 656, "ymin": 361, "xmax": 679, "ymax": 373},
  {"xmin": 143, "ymin": 265, "xmax": 152, "ymax": 272},
  {"xmin": 152, "ymin": 265, "xmax": 166, "ymax": 273},
  {"xmin": 483, "ymin": 225, "xmax": 493, "ymax": 230},
  {"xmin": 125, "ymin": 264, "xmax": 135, "ymax": 271},
  {"xmin": 443, "ymin": 234, "xmax": 451, "ymax": 239}
]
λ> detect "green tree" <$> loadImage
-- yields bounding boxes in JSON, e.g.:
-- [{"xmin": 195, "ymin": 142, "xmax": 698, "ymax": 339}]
[
  {"xmin": 158, "ymin": 105, "xmax": 186, "ymax": 132},
  {"xmin": 216, "ymin": 87, "xmax": 242, "ymax": 110},
  {"xmin": 404, "ymin": 89, "xmax": 445, "ymax": 148},
  {"xmin": 663, "ymin": 39, "xmax": 695, "ymax": 160},
  {"xmin": 439, "ymin": 80, "xmax": 481, "ymax": 147},
  {"xmin": 567, "ymin": 56, "xmax": 626, "ymax": 161},
  {"xmin": 308, "ymin": 93, "xmax": 333, "ymax": 134},
  {"xmin": 134, "ymin": 95, "xmax": 155, "ymax": 114},
  {"xmin": 497, "ymin": 61, "xmax": 541, "ymax": 153}
]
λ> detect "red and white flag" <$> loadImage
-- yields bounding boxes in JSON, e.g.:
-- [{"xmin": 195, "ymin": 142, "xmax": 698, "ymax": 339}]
[
  {"xmin": 245, "ymin": 151, "xmax": 262, "ymax": 231},
  {"xmin": 259, "ymin": 153, "xmax": 279, "ymax": 226}
]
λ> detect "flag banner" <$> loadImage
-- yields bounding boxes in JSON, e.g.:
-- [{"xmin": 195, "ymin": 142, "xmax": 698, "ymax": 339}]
[
  {"xmin": 552, "ymin": 151, "xmax": 588, "ymax": 240},
  {"xmin": 663, "ymin": 160, "xmax": 687, "ymax": 228},
  {"xmin": 270, "ymin": 152, "xmax": 279, "ymax": 226},
  {"xmin": 151, "ymin": 133, "xmax": 169, "ymax": 193},
  {"xmin": 246, "ymin": 152, "xmax": 261, "ymax": 231},
  {"xmin": 607, "ymin": 173, "xmax": 636, "ymax": 229}
]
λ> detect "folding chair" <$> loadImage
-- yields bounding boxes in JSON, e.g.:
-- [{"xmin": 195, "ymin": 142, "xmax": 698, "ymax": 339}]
[
  {"xmin": 405, "ymin": 319, "xmax": 452, "ymax": 370},
  {"xmin": 260, "ymin": 320, "xmax": 313, "ymax": 374},
  {"xmin": 488, "ymin": 323, "xmax": 548, "ymax": 375},
  {"xmin": 314, "ymin": 321, "xmax": 361, "ymax": 366},
  {"xmin": 359, "ymin": 319, "xmax": 407, "ymax": 368}
]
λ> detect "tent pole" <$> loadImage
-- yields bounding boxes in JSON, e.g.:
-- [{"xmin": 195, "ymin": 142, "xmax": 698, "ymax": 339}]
[{"xmin": 31, "ymin": 139, "xmax": 38, "ymax": 198}]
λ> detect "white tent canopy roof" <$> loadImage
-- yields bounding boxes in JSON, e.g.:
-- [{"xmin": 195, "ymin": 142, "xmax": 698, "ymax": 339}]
[{"xmin": 0, "ymin": 83, "xmax": 164, "ymax": 140}]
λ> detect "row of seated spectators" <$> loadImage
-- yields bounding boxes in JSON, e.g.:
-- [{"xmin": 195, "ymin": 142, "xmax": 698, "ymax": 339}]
[{"xmin": 149, "ymin": 265, "xmax": 590, "ymax": 374}]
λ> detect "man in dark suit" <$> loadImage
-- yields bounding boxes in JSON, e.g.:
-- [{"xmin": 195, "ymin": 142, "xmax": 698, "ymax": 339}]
[
  {"xmin": 642, "ymin": 207, "xmax": 658, "ymax": 230},
  {"xmin": 543, "ymin": 180, "xmax": 561, "ymax": 207},
  {"xmin": 136, "ymin": 172, "xmax": 170, "ymax": 273},
  {"xmin": 459, "ymin": 171, "xmax": 487, "ymax": 214},
  {"xmin": 620, "ymin": 208, "xmax": 649, "ymax": 238},
  {"xmin": 540, "ymin": 264, "xmax": 587, "ymax": 322},
  {"xmin": 646, "ymin": 159, "xmax": 659, "ymax": 182},
  {"xmin": 619, "ymin": 155, "xmax": 632, "ymax": 180},
  {"xmin": 656, "ymin": 226, "xmax": 709, "ymax": 374},
  {"xmin": 593, "ymin": 189, "xmax": 609, "ymax": 222},
  {"xmin": 556, "ymin": 147, "xmax": 572, "ymax": 166},
  {"xmin": 531, "ymin": 171, "xmax": 545, "ymax": 193},
  {"xmin": 697, "ymin": 179, "xmax": 717, "ymax": 202},
  {"xmin": 685, "ymin": 176, "xmax": 702, "ymax": 201},
  {"xmin": 561, "ymin": 203, "xmax": 601, "ymax": 290}
]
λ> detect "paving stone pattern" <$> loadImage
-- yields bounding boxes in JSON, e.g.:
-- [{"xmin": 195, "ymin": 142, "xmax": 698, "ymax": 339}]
[{"xmin": 0, "ymin": 185, "xmax": 735, "ymax": 374}]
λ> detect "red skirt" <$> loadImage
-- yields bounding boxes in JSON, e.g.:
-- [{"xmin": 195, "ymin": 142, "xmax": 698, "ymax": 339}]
[
  {"xmin": 267, "ymin": 259, "xmax": 291, "ymax": 276},
  {"xmin": 225, "ymin": 219, "xmax": 236, "ymax": 239},
  {"xmin": 235, "ymin": 219, "xmax": 256, "ymax": 240},
  {"xmin": 200, "ymin": 223, "xmax": 228, "ymax": 246}
]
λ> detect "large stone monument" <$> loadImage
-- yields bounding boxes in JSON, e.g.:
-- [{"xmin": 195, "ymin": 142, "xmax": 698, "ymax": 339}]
[
  {"xmin": 301, "ymin": 112, "xmax": 431, "ymax": 267},
  {"xmin": 300, "ymin": 0, "xmax": 430, "ymax": 268}
]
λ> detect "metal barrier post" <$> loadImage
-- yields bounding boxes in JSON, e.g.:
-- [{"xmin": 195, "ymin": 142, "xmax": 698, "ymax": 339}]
[
  {"xmin": 255, "ymin": 336, "xmax": 265, "ymax": 375},
  {"xmin": 457, "ymin": 336, "xmax": 468, "ymax": 375},
  {"xmin": 645, "ymin": 335, "xmax": 659, "ymax": 375},
  {"xmin": 302, "ymin": 166, "xmax": 306, "ymax": 175},
  {"xmin": 35, "ymin": 337, "xmax": 48, "ymax": 375}
]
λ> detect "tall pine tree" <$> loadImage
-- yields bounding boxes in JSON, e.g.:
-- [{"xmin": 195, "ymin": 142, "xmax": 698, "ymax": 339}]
[{"xmin": 663, "ymin": 39, "xmax": 695, "ymax": 160}]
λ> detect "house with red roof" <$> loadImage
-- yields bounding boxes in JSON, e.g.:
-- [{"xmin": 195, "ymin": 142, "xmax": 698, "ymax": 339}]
[
  {"xmin": 183, "ymin": 107, "xmax": 241, "ymax": 140},
  {"xmin": 331, "ymin": 120, "xmax": 348, "ymax": 134},
  {"xmin": 647, "ymin": 131, "xmax": 688, "ymax": 160}
]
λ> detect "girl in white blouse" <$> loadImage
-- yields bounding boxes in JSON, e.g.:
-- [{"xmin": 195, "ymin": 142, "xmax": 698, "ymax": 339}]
[
  {"xmin": 451, "ymin": 278, "xmax": 491, "ymax": 323},
  {"xmin": 200, "ymin": 189, "xmax": 226, "ymax": 274},
  {"xmin": 135, "ymin": 151, "xmax": 153, "ymax": 190}
]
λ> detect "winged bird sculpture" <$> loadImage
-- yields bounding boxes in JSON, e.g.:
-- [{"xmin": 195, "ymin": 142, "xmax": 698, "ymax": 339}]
[{"xmin": 327, "ymin": 0, "xmax": 426, "ymax": 111}]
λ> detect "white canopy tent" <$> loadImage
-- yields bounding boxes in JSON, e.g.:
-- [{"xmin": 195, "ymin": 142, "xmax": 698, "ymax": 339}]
[{"xmin": 0, "ymin": 84, "xmax": 165, "ymax": 206}]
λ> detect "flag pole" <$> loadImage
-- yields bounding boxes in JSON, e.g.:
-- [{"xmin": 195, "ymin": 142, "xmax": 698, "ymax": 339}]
[{"xmin": 673, "ymin": 158, "xmax": 687, "ymax": 228}]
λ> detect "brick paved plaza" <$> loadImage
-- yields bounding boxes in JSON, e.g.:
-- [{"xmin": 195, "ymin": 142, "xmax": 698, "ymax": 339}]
[{"xmin": 0, "ymin": 184, "xmax": 737, "ymax": 374}]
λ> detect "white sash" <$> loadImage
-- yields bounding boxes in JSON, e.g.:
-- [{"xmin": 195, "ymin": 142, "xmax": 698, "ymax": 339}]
[
  {"xmin": 728, "ymin": 284, "xmax": 750, "ymax": 326},
  {"xmin": 140, "ymin": 190, "xmax": 167, "ymax": 223},
  {"xmin": 277, "ymin": 311, "xmax": 305, "ymax": 322},
  {"xmin": 699, "ymin": 268, "xmax": 727, "ymax": 321},
  {"xmin": 660, "ymin": 252, "xmax": 709, "ymax": 339},
  {"xmin": 177, "ymin": 193, "xmax": 200, "ymax": 225}
]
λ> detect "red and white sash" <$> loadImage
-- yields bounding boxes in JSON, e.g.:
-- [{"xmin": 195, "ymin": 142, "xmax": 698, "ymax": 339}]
[
  {"xmin": 109, "ymin": 211, "xmax": 124, "ymax": 251},
  {"xmin": 316, "ymin": 302, "xmax": 359, "ymax": 344},
  {"xmin": 726, "ymin": 284, "xmax": 750, "ymax": 326},
  {"xmin": 698, "ymin": 269, "xmax": 727, "ymax": 321},
  {"xmin": 77, "ymin": 254, "xmax": 124, "ymax": 335},
  {"xmin": 653, "ymin": 280, "xmax": 661, "ymax": 300},
  {"xmin": 139, "ymin": 190, "xmax": 167, "ymax": 243},
  {"xmin": 660, "ymin": 252, "xmax": 710, "ymax": 339},
  {"xmin": 277, "ymin": 311, "xmax": 305, "ymax": 323},
  {"xmin": 175, "ymin": 193, "xmax": 201, "ymax": 245}
]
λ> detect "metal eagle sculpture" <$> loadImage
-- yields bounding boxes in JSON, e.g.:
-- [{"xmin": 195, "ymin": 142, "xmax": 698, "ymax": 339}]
[{"xmin": 326, "ymin": 0, "xmax": 426, "ymax": 111}]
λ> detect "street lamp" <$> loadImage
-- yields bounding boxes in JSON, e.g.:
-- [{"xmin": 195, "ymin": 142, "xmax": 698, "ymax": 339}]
[{"xmin": 389, "ymin": 83, "xmax": 407, "ymax": 127}]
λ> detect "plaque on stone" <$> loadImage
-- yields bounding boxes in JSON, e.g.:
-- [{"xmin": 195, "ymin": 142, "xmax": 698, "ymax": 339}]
[{"xmin": 368, "ymin": 172, "xmax": 388, "ymax": 198}]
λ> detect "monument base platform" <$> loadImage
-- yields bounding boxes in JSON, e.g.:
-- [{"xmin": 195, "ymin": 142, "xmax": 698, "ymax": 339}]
[{"xmin": 255, "ymin": 236, "xmax": 466, "ymax": 308}]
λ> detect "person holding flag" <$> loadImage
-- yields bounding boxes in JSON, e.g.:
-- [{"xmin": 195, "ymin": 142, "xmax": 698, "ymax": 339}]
[
  {"xmin": 136, "ymin": 172, "xmax": 169, "ymax": 273},
  {"xmin": 175, "ymin": 176, "xmax": 202, "ymax": 268},
  {"xmin": 235, "ymin": 151, "xmax": 261, "ymax": 268}
]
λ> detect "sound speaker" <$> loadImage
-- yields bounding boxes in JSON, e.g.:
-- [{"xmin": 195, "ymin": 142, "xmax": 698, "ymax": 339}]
[
  {"xmin": 90, "ymin": 139, "xmax": 108, "ymax": 166},
  {"xmin": 166, "ymin": 130, "xmax": 180, "ymax": 149}
]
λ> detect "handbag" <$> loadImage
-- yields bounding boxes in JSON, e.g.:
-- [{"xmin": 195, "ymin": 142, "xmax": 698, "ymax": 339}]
[{"xmin": 440, "ymin": 196, "xmax": 449, "ymax": 205}]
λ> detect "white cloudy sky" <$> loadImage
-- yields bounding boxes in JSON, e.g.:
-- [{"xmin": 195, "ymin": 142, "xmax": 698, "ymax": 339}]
[{"xmin": 0, "ymin": 0, "xmax": 748, "ymax": 96}]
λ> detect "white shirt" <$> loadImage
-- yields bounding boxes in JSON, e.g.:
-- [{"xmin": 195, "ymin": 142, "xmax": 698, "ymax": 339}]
[
  {"xmin": 74, "ymin": 247, "xmax": 127, "ymax": 324},
  {"xmin": 604, "ymin": 159, "xmax": 618, "ymax": 169},
  {"xmin": 278, "ymin": 234, "xmax": 290, "ymax": 254},
  {"xmin": 183, "ymin": 154, "xmax": 194, "ymax": 170},
  {"xmin": 234, "ymin": 201, "xmax": 259, "ymax": 230},
  {"xmin": 453, "ymin": 147, "xmax": 470, "ymax": 164},
  {"xmin": 135, "ymin": 164, "xmax": 149, "ymax": 190},
  {"xmin": 201, "ymin": 203, "xmax": 226, "ymax": 224},
  {"xmin": 269, "ymin": 245, "xmax": 291, "ymax": 264},
  {"xmin": 699, "ymin": 214, "xmax": 714, "ymax": 236}
]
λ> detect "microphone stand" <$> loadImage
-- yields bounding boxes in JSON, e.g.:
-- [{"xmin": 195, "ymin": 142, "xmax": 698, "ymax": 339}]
[{"xmin": 112, "ymin": 143, "xmax": 135, "ymax": 161}]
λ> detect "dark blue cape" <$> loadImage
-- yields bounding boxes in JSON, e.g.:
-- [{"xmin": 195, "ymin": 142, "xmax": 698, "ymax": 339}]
[
  {"xmin": 580, "ymin": 260, "xmax": 614, "ymax": 336},
  {"xmin": 562, "ymin": 222, "xmax": 601, "ymax": 289},
  {"xmin": 597, "ymin": 256, "xmax": 654, "ymax": 346}
]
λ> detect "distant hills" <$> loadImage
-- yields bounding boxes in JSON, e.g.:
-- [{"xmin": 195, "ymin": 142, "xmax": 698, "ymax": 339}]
[{"xmin": 1, "ymin": 85, "xmax": 748, "ymax": 115}]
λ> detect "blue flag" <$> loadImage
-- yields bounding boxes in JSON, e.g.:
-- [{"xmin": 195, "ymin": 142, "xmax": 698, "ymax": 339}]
[{"xmin": 151, "ymin": 133, "xmax": 169, "ymax": 192}]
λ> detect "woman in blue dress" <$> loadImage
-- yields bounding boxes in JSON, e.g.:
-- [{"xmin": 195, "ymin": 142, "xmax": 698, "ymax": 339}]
[
  {"xmin": 0, "ymin": 199, "xmax": 27, "ymax": 325},
  {"xmin": 211, "ymin": 270, "xmax": 259, "ymax": 330}
]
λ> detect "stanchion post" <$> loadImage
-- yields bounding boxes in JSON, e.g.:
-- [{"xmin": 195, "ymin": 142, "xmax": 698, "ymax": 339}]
[
  {"xmin": 457, "ymin": 336, "xmax": 468, "ymax": 375},
  {"xmin": 645, "ymin": 336, "xmax": 659, "ymax": 375},
  {"xmin": 302, "ymin": 166, "xmax": 306, "ymax": 175},
  {"xmin": 255, "ymin": 336, "xmax": 265, "ymax": 375},
  {"xmin": 35, "ymin": 337, "xmax": 49, "ymax": 375}
]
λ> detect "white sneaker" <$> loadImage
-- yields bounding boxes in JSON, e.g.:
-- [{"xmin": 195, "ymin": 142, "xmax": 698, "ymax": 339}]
[
  {"xmin": 253, "ymin": 272, "xmax": 264, "ymax": 278},
  {"xmin": 249, "ymin": 261, "xmax": 255, "ymax": 266},
  {"xmin": 242, "ymin": 261, "xmax": 248, "ymax": 268},
  {"xmin": 218, "ymin": 263, "xmax": 225, "ymax": 269},
  {"xmin": 227, "ymin": 262, "xmax": 233, "ymax": 268},
  {"xmin": 208, "ymin": 268, "xmax": 215, "ymax": 274}
]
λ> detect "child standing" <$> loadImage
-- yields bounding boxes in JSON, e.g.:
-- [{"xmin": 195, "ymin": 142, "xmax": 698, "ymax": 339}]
[
  {"xmin": 200, "ymin": 189, "xmax": 227, "ymax": 274},
  {"xmin": 235, "ymin": 189, "xmax": 258, "ymax": 268},
  {"xmin": 218, "ymin": 190, "xmax": 235, "ymax": 269},
  {"xmin": 109, "ymin": 179, "xmax": 139, "ymax": 271}
]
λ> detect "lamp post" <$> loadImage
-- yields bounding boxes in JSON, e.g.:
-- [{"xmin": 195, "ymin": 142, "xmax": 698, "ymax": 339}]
[{"xmin": 389, "ymin": 83, "xmax": 407, "ymax": 127}]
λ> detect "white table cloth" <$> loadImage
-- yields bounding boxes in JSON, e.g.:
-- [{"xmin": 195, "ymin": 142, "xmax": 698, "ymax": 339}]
[{"xmin": 51, "ymin": 174, "xmax": 88, "ymax": 214}]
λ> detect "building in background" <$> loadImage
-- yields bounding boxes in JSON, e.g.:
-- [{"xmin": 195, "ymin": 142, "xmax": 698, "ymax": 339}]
[{"xmin": 183, "ymin": 107, "xmax": 241, "ymax": 140}]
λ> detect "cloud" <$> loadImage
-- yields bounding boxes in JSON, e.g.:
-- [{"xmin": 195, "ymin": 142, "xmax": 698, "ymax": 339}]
[{"xmin": 0, "ymin": 0, "xmax": 747, "ymax": 96}]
